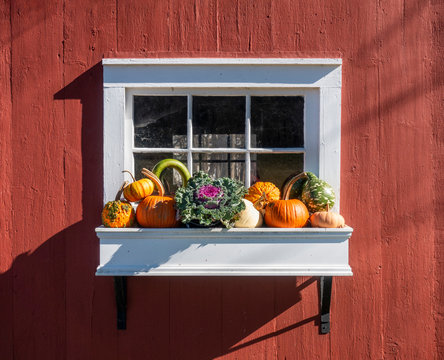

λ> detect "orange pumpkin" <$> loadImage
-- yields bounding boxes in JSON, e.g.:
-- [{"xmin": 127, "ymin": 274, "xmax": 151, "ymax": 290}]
[
  {"xmin": 245, "ymin": 181, "xmax": 281, "ymax": 212},
  {"xmin": 101, "ymin": 181, "xmax": 136, "ymax": 228},
  {"xmin": 264, "ymin": 199, "xmax": 309, "ymax": 228},
  {"xmin": 122, "ymin": 170, "xmax": 154, "ymax": 202},
  {"xmin": 136, "ymin": 168, "xmax": 180, "ymax": 228}
]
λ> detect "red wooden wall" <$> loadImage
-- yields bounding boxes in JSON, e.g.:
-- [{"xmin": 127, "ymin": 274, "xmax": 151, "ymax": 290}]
[{"xmin": 0, "ymin": 1, "xmax": 442, "ymax": 359}]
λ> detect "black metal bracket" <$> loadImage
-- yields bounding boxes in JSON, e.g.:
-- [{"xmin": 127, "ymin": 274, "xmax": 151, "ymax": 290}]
[
  {"xmin": 114, "ymin": 276, "xmax": 127, "ymax": 330},
  {"xmin": 319, "ymin": 276, "xmax": 332, "ymax": 334},
  {"xmin": 112, "ymin": 275, "xmax": 334, "ymax": 333}
]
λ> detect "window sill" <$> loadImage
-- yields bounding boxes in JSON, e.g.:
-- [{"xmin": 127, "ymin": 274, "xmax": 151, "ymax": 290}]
[{"xmin": 95, "ymin": 226, "xmax": 353, "ymax": 276}]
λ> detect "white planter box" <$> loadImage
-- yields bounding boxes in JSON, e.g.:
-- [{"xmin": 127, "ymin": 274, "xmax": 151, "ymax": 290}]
[{"xmin": 95, "ymin": 226, "xmax": 353, "ymax": 276}]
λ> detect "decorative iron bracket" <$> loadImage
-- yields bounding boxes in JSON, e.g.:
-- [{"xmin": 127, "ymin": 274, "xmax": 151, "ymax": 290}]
[
  {"xmin": 319, "ymin": 276, "xmax": 333, "ymax": 334},
  {"xmin": 114, "ymin": 276, "xmax": 127, "ymax": 330}
]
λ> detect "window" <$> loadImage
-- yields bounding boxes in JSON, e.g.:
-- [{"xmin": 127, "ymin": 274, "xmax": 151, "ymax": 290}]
[
  {"xmin": 98, "ymin": 59, "xmax": 352, "ymax": 280},
  {"xmin": 103, "ymin": 58, "xmax": 342, "ymax": 209}
]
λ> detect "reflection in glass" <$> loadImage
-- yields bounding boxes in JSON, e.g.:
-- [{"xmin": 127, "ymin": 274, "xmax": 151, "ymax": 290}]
[
  {"xmin": 250, "ymin": 153, "xmax": 304, "ymax": 190},
  {"xmin": 192, "ymin": 134, "xmax": 244, "ymax": 149},
  {"xmin": 193, "ymin": 153, "xmax": 245, "ymax": 182},
  {"xmin": 251, "ymin": 96, "xmax": 304, "ymax": 148},
  {"xmin": 134, "ymin": 96, "xmax": 187, "ymax": 148},
  {"xmin": 134, "ymin": 153, "xmax": 188, "ymax": 195},
  {"xmin": 192, "ymin": 96, "xmax": 245, "ymax": 148}
]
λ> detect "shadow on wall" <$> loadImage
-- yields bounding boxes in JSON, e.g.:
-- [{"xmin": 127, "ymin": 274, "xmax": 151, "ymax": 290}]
[
  {"xmin": 0, "ymin": 62, "xmax": 105, "ymax": 359},
  {"xmin": 0, "ymin": 63, "xmax": 327, "ymax": 360}
]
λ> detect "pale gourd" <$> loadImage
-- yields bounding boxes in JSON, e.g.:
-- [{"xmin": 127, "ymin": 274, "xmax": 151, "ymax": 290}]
[
  {"xmin": 234, "ymin": 199, "xmax": 263, "ymax": 228},
  {"xmin": 309, "ymin": 207, "xmax": 345, "ymax": 228}
]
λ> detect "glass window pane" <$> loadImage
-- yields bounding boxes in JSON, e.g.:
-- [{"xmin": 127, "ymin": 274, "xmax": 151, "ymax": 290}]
[
  {"xmin": 133, "ymin": 153, "xmax": 188, "ymax": 195},
  {"xmin": 193, "ymin": 153, "xmax": 245, "ymax": 182},
  {"xmin": 192, "ymin": 96, "xmax": 245, "ymax": 148},
  {"xmin": 251, "ymin": 96, "xmax": 304, "ymax": 148},
  {"xmin": 192, "ymin": 134, "xmax": 244, "ymax": 148},
  {"xmin": 251, "ymin": 153, "xmax": 304, "ymax": 190},
  {"xmin": 134, "ymin": 96, "xmax": 187, "ymax": 148}
]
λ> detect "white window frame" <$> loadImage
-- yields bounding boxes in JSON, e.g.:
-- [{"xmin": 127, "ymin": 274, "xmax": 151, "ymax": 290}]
[
  {"xmin": 103, "ymin": 58, "xmax": 343, "ymax": 210},
  {"xmin": 98, "ymin": 58, "xmax": 353, "ymax": 278}
]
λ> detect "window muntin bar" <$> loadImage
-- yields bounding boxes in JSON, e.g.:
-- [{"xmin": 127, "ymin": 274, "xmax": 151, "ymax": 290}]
[
  {"xmin": 187, "ymin": 94, "xmax": 193, "ymax": 172},
  {"xmin": 133, "ymin": 147, "xmax": 305, "ymax": 153},
  {"xmin": 245, "ymin": 95, "xmax": 251, "ymax": 186}
]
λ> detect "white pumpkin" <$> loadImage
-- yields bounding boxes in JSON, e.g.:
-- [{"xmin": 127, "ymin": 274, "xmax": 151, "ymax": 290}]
[{"xmin": 234, "ymin": 199, "xmax": 263, "ymax": 228}]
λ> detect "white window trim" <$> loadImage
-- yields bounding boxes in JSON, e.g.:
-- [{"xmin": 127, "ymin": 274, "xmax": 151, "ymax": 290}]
[{"xmin": 103, "ymin": 58, "xmax": 342, "ymax": 210}]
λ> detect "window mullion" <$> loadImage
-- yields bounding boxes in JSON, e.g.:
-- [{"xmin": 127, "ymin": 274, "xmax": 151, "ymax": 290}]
[
  {"xmin": 187, "ymin": 94, "xmax": 193, "ymax": 173},
  {"xmin": 245, "ymin": 94, "xmax": 251, "ymax": 187}
]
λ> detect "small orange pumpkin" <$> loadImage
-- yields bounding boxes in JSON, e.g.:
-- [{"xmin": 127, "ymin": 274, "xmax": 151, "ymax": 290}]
[
  {"xmin": 264, "ymin": 199, "xmax": 309, "ymax": 228},
  {"xmin": 122, "ymin": 170, "xmax": 154, "ymax": 202},
  {"xmin": 245, "ymin": 181, "xmax": 281, "ymax": 212},
  {"xmin": 101, "ymin": 181, "xmax": 136, "ymax": 228},
  {"xmin": 136, "ymin": 168, "xmax": 180, "ymax": 228}
]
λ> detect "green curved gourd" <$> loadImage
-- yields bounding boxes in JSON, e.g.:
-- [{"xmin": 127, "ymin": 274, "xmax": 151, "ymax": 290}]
[
  {"xmin": 301, "ymin": 172, "xmax": 335, "ymax": 212},
  {"xmin": 152, "ymin": 159, "xmax": 191, "ymax": 188},
  {"xmin": 281, "ymin": 171, "xmax": 335, "ymax": 213},
  {"xmin": 281, "ymin": 172, "xmax": 308, "ymax": 200}
]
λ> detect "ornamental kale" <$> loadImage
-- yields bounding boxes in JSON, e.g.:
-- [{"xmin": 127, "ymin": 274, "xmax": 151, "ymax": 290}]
[
  {"xmin": 175, "ymin": 171, "xmax": 247, "ymax": 228},
  {"xmin": 196, "ymin": 184, "xmax": 224, "ymax": 209}
]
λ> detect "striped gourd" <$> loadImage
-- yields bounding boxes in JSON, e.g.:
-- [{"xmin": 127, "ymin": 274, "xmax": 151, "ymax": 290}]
[{"xmin": 281, "ymin": 172, "xmax": 335, "ymax": 213}]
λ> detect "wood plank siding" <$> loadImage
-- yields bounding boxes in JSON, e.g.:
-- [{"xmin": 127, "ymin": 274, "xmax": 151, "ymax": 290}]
[{"xmin": 0, "ymin": 0, "xmax": 442, "ymax": 359}]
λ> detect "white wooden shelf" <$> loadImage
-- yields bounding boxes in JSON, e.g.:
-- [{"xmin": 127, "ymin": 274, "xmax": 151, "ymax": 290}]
[
  {"xmin": 95, "ymin": 226, "xmax": 352, "ymax": 332},
  {"xmin": 95, "ymin": 226, "xmax": 353, "ymax": 277}
]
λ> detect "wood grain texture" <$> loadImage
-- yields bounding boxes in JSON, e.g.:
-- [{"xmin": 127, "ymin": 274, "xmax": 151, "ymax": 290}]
[
  {"xmin": 0, "ymin": 0, "xmax": 442, "ymax": 359},
  {"xmin": 377, "ymin": 1, "xmax": 436, "ymax": 358},
  {"xmin": 332, "ymin": 2, "xmax": 385, "ymax": 358},
  {"xmin": 0, "ymin": 1, "xmax": 13, "ymax": 359},
  {"xmin": 61, "ymin": 1, "xmax": 116, "ymax": 359},
  {"xmin": 431, "ymin": 1, "xmax": 444, "ymax": 356},
  {"xmin": 8, "ymin": 1, "xmax": 66, "ymax": 360}
]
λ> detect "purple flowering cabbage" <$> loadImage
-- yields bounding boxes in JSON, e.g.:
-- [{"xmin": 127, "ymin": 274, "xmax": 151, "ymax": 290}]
[
  {"xmin": 175, "ymin": 171, "xmax": 247, "ymax": 228},
  {"xmin": 196, "ymin": 185, "xmax": 224, "ymax": 209}
]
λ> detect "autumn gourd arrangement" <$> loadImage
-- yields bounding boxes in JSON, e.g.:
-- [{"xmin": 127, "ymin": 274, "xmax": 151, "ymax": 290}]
[
  {"xmin": 101, "ymin": 159, "xmax": 346, "ymax": 229},
  {"xmin": 236, "ymin": 171, "xmax": 345, "ymax": 229},
  {"xmin": 101, "ymin": 159, "xmax": 191, "ymax": 228}
]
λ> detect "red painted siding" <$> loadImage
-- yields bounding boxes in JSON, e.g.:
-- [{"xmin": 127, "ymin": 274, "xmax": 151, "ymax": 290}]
[{"xmin": 0, "ymin": 1, "xmax": 442, "ymax": 359}]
